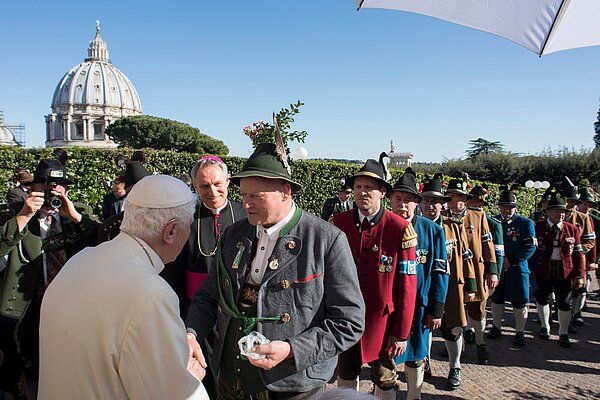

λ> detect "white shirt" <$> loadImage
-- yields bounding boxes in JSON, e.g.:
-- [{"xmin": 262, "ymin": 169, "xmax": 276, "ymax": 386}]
[
  {"xmin": 358, "ymin": 205, "xmax": 380, "ymax": 224},
  {"xmin": 248, "ymin": 204, "xmax": 296, "ymax": 285},
  {"xmin": 38, "ymin": 233, "xmax": 209, "ymax": 400},
  {"xmin": 205, "ymin": 199, "xmax": 229, "ymax": 215}
]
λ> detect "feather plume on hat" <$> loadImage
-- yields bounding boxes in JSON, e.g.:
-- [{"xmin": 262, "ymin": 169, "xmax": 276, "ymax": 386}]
[{"xmin": 273, "ymin": 113, "xmax": 291, "ymax": 174}]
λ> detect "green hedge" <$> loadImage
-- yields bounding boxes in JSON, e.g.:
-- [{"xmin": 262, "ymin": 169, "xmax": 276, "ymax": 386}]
[{"xmin": 0, "ymin": 146, "xmax": 539, "ymax": 219}]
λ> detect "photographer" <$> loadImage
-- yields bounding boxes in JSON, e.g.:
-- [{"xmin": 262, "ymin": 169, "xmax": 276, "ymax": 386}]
[{"xmin": 0, "ymin": 159, "xmax": 98, "ymax": 399}]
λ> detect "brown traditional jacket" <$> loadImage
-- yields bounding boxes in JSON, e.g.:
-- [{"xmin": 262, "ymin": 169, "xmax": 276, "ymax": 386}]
[
  {"xmin": 437, "ymin": 215, "xmax": 476, "ymax": 329},
  {"xmin": 444, "ymin": 208, "xmax": 497, "ymax": 302}
]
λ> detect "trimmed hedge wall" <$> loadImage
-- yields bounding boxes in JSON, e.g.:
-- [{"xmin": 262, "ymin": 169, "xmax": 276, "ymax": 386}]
[{"xmin": 0, "ymin": 146, "xmax": 539, "ymax": 219}]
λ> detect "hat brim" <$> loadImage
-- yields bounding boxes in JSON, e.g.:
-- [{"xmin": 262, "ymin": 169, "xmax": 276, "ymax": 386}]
[
  {"xmin": 445, "ymin": 189, "xmax": 473, "ymax": 199},
  {"xmin": 546, "ymin": 204, "xmax": 568, "ymax": 211},
  {"xmin": 421, "ymin": 191, "xmax": 451, "ymax": 202},
  {"xmin": 566, "ymin": 198, "xmax": 582, "ymax": 205},
  {"xmin": 231, "ymin": 170, "xmax": 302, "ymax": 193},
  {"xmin": 346, "ymin": 174, "xmax": 393, "ymax": 195},
  {"xmin": 468, "ymin": 197, "xmax": 488, "ymax": 206},
  {"xmin": 31, "ymin": 176, "xmax": 75, "ymax": 185},
  {"xmin": 498, "ymin": 201, "xmax": 517, "ymax": 207},
  {"xmin": 391, "ymin": 186, "xmax": 423, "ymax": 202}
]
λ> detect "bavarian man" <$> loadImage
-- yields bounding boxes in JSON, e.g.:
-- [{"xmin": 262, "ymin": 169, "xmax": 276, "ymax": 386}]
[
  {"xmin": 334, "ymin": 159, "xmax": 417, "ymax": 400},
  {"xmin": 390, "ymin": 170, "xmax": 449, "ymax": 400},
  {"xmin": 185, "ymin": 138, "xmax": 365, "ymax": 399}
]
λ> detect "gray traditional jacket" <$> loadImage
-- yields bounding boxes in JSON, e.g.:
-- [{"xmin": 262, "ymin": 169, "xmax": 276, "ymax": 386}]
[{"xmin": 186, "ymin": 208, "xmax": 365, "ymax": 392}]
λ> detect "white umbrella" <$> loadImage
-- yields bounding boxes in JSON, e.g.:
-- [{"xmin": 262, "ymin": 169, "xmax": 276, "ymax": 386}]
[{"xmin": 355, "ymin": 0, "xmax": 600, "ymax": 56}]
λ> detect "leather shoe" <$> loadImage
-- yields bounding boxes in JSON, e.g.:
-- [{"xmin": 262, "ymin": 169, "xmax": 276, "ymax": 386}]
[
  {"xmin": 487, "ymin": 325, "xmax": 502, "ymax": 339},
  {"xmin": 464, "ymin": 329, "xmax": 475, "ymax": 344},
  {"xmin": 573, "ymin": 313, "xmax": 584, "ymax": 327},
  {"xmin": 538, "ymin": 328, "xmax": 550, "ymax": 340},
  {"xmin": 513, "ymin": 331, "xmax": 525, "ymax": 347},
  {"xmin": 559, "ymin": 334, "xmax": 570, "ymax": 348},
  {"xmin": 447, "ymin": 368, "xmax": 461, "ymax": 390},
  {"xmin": 476, "ymin": 344, "xmax": 489, "ymax": 365}
]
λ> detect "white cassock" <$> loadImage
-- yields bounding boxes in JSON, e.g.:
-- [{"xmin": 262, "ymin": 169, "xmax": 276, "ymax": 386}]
[{"xmin": 38, "ymin": 233, "xmax": 209, "ymax": 400}]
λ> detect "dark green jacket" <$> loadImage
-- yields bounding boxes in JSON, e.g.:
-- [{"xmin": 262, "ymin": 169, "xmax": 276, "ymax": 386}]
[{"xmin": 0, "ymin": 205, "xmax": 98, "ymax": 319}]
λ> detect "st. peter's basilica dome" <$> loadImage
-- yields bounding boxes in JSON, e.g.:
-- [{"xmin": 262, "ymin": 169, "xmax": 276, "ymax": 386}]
[{"xmin": 45, "ymin": 22, "xmax": 142, "ymax": 148}]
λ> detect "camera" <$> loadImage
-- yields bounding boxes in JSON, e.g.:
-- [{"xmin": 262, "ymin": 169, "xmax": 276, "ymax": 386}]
[{"xmin": 43, "ymin": 168, "xmax": 64, "ymax": 209}]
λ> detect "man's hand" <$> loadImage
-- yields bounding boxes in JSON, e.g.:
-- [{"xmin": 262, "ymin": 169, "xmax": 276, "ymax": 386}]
[
  {"xmin": 16, "ymin": 191, "xmax": 45, "ymax": 231},
  {"xmin": 502, "ymin": 259, "xmax": 511, "ymax": 273},
  {"xmin": 18, "ymin": 191, "xmax": 45, "ymax": 217},
  {"xmin": 186, "ymin": 333, "xmax": 207, "ymax": 381},
  {"xmin": 572, "ymin": 276, "xmax": 585, "ymax": 290},
  {"xmin": 425, "ymin": 314, "xmax": 442, "ymax": 331},
  {"xmin": 247, "ymin": 340, "xmax": 291, "ymax": 370},
  {"xmin": 386, "ymin": 335, "xmax": 407, "ymax": 358},
  {"xmin": 486, "ymin": 273, "xmax": 499, "ymax": 290},
  {"xmin": 53, "ymin": 186, "xmax": 82, "ymax": 223}
]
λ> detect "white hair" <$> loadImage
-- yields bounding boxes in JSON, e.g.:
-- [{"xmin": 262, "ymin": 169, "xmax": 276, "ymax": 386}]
[
  {"xmin": 191, "ymin": 158, "xmax": 228, "ymax": 182},
  {"xmin": 120, "ymin": 199, "xmax": 196, "ymax": 244}
]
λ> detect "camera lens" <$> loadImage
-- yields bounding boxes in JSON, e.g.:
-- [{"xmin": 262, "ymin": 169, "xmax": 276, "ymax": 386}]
[{"xmin": 49, "ymin": 196, "xmax": 62, "ymax": 209}]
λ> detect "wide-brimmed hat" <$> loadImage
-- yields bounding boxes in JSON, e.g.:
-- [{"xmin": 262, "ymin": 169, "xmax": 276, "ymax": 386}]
[
  {"xmin": 562, "ymin": 186, "xmax": 581, "ymax": 204},
  {"xmin": 445, "ymin": 179, "xmax": 472, "ymax": 197},
  {"xmin": 578, "ymin": 187, "xmax": 596, "ymax": 205},
  {"xmin": 468, "ymin": 185, "xmax": 489, "ymax": 205},
  {"xmin": 345, "ymin": 159, "xmax": 393, "ymax": 194},
  {"xmin": 339, "ymin": 177, "xmax": 352, "ymax": 193},
  {"xmin": 498, "ymin": 190, "xmax": 518, "ymax": 207},
  {"xmin": 231, "ymin": 143, "xmax": 302, "ymax": 192},
  {"xmin": 546, "ymin": 193, "xmax": 568, "ymax": 211},
  {"xmin": 14, "ymin": 168, "xmax": 33, "ymax": 185},
  {"xmin": 31, "ymin": 159, "xmax": 74, "ymax": 185},
  {"xmin": 392, "ymin": 168, "xmax": 422, "ymax": 201},
  {"xmin": 421, "ymin": 179, "xmax": 451, "ymax": 202},
  {"xmin": 124, "ymin": 160, "xmax": 151, "ymax": 191}
]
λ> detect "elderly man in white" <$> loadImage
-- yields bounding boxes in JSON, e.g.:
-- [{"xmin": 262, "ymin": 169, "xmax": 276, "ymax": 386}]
[{"xmin": 38, "ymin": 175, "xmax": 209, "ymax": 400}]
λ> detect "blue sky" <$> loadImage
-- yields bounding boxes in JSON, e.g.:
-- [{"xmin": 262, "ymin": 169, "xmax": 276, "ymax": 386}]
[{"xmin": 2, "ymin": 1, "xmax": 600, "ymax": 162}]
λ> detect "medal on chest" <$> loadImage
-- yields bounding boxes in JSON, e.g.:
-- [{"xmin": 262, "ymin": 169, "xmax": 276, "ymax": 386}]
[
  {"xmin": 445, "ymin": 238, "xmax": 457, "ymax": 255},
  {"xmin": 378, "ymin": 255, "xmax": 393, "ymax": 273},
  {"xmin": 416, "ymin": 249, "xmax": 428, "ymax": 265},
  {"xmin": 507, "ymin": 227, "xmax": 520, "ymax": 242}
]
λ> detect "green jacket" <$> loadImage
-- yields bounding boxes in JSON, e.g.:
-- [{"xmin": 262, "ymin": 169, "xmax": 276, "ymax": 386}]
[
  {"xmin": 0, "ymin": 204, "xmax": 98, "ymax": 319},
  {"xmin": 487, "ymin": 214, "xmax": 505, "ymax": 274}
]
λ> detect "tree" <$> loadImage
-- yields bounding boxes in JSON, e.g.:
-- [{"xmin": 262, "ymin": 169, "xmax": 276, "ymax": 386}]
[
  {"xmin": 466, "ymin": 138, "xmax": 505, "ymax": 159},
  {"xmin": 594, "ymin": 99, "xmax": 600, "ymax": 147},
  {"xmin": 106, "ymin": 115, "xmax": 229, "ymax": 155}
]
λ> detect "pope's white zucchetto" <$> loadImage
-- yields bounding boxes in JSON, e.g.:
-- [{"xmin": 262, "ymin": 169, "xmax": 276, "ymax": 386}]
[{"xmin": 126, "ymin": 175, "xmax": 195, "ymax": 209}]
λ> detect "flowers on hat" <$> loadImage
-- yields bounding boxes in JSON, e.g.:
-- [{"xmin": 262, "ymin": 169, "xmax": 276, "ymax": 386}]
[{"xmin": 242, "ymin": 101, "xmax": 308, "ymax": 148}]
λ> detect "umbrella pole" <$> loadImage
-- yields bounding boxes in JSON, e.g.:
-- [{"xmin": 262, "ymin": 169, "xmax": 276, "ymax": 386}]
[
  {"xmin": 357, "ymin": 0, "xmax": 366, "ymax": 11},
  {"xmin": 539, "ymin": 0, "xmax": 570, "ymax": 56}
]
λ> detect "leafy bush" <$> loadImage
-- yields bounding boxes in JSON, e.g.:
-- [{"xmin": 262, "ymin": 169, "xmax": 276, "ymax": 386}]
[{"xmin": 0, "ymin": 146, "xmax": 542, "ymax": 219}]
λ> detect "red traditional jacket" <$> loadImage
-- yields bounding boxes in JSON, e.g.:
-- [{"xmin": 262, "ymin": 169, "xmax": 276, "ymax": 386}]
[
  {"xmin": 334, "ymin": 207, "xmax": 417, "ymax": 363},
  {"xmin": 531, "ymin": 220, "xmax": 585, "ymax": 280}
]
